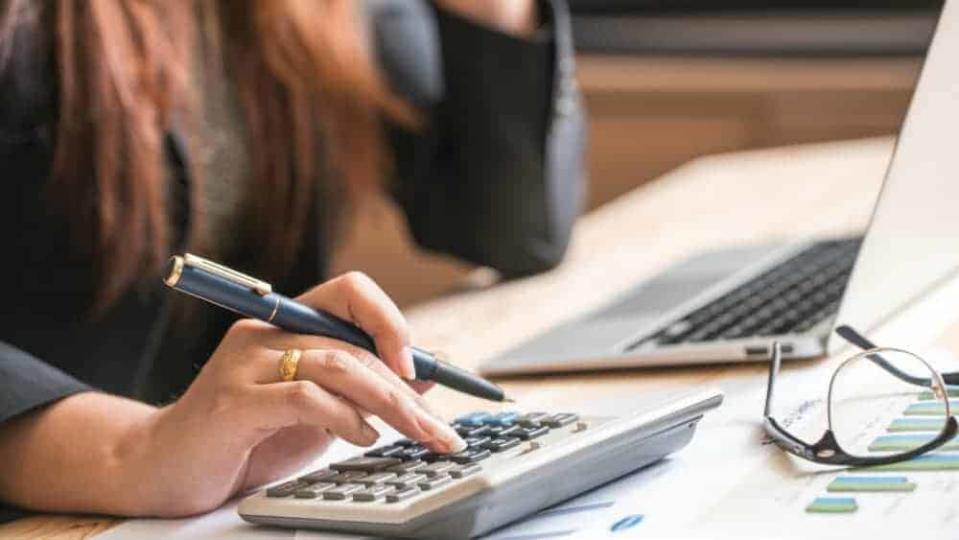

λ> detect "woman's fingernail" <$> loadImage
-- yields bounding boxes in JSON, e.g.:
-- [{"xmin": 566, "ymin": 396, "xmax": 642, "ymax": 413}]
[
  {"xmin": 401, "ymin": 347, "xmax": 417, "ymax": 380},
  {"xmin": 362, "ymin": 424, "xmax": 380, "ymax": 445},
  {"xmin": 419, "ymin": 412, "xmax": 466, "ymax": 453}
]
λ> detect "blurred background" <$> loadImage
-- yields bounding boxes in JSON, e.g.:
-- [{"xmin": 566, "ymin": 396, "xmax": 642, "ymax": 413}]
[{"xmin": 333, "ymin": 0, "xmax": 942, "ymax": 307}]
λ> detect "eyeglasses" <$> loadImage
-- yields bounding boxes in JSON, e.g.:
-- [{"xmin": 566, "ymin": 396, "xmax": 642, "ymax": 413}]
[{"xmin": 763, "ymin": 325, "xmax": 959, "ymax": 467}]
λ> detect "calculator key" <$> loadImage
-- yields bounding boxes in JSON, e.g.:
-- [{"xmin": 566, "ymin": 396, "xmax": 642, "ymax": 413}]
[
  {"xmin": 418, "ymin": 475, "xmax": 452, "ymax": 490},
  {"xmin": 465, "ymin": 436, "xmax": 492, "ymax": 448},
  {"xmin": 398, "ymin": 446, "xmax": 434, "ymax": 461},
  {"xmin": 353, "ymin": 484, "xmax": 395, "ymax": 502},
  {"xmin": 364, "ymin": 445, "xmax": 406, "ymax": 458},
  {"xmin": 488, "ymin": 412, "xmax": 520, "ymax": 426},
  {"xmin": 323, "ymin": 483, "xmax": 364, "ymax": 500},
  {"xmin": 386, "ymin": 473, "xmax": 427, "ymax": 489},
  {"xmin": 450, "ymin": 464, "xmax": 481, "ymax": 479},
  {"xmin": 331, "ymin": 457, "xmax": 402, "ymax": 472},
  {"xmin": 329, "ymin": 471, "xmax": 368, "ymax": 484},
  {"xmin": 385, "ymin": 460, "xmax": 426, "ymax": 474},
  {"xmin": 483, "ymin": 437, "xmax": 521, "ymax": 452},
  {"xmin": 488, "ymin": 425, "xmax": 522, "ymax": 438},
  {"xmin": 455, "ymin": 412, "xmax": 492, "ymax": 426},
  {"xmin": 449, "ymin": 448, "xmax": 491, "ymax": 464},
  {"xmin": 357, "ymin": 472, "xmax": 397, "ymax": 486},
  {"xmin": 516, "ymin": 425, "xmax": 549, "ymax": 440},
  {"xmin": 518, "ymin": 412, "xmax": 550, "ymax": 426},
  {"xmin": 298, "ymin": 468, "xmax": 337, "ymax": 483},
  {"xmin": 420, "ymin": 461, "xmax": 456, "ymax": 477},
  {"xmin": 393, "ymin": 438, "xmax": 416, "ymax": 447},
  {"xmin": 386, "ymin": 487, "xmax": 420, "ymax": 503},
  {"xmin": 456, "ymin": 425, "xmax": 491, "ymax": 438},
  {"xmin": 543, "ymin": 413, "xmax": 579, "ymax": 428},
  {"xmin": 293, "ymin": 482, "xmax": 335, "ymax": 499},
  {"xmin": 266, "ymin": 480, "xmax": 306, "ymax": 498}
]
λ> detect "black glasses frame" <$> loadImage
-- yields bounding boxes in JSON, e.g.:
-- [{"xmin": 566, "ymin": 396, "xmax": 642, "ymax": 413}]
[{"xmin": 763, "ymin": 325, "xmax": 959, "ymax": 467}]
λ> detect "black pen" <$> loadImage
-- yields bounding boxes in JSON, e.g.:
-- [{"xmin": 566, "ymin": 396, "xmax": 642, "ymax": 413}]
[{"xmin": 163, "ymin": 254, "xmax": 512, "ymax": 402}]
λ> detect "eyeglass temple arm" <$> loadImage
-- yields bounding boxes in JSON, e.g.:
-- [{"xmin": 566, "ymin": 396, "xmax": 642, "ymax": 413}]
[
  {"xmin": 764, "ymin": 342, "xmax": 783, "ymax": 417},
  {"xmin": 834, "ymin": 325, "xmax": 940, "ymax": 387}
]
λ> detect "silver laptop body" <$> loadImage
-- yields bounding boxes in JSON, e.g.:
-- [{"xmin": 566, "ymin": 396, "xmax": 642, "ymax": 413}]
[{"xmin": 481, "ymin": 0, "xmax": 959, "ymax": 377}]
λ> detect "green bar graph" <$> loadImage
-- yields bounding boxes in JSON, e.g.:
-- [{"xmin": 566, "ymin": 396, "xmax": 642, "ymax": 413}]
[
  {"xmin": 888, "ymin": 418, "xmax": 949, "ymax": 432},
  {"xmin": 869, "ymin": 434, "xmax": 956, "ymax": 452},
  {"xmin": 806, "ymin": 497, "xmax": 858, "ymax": 513},
  {"xmin": 856, "ymin": 454, "xmax": 959, "ymax": 472},
  {"xmin": 827, "ymin": 476, "xmax": 916, "ymax": 493}
]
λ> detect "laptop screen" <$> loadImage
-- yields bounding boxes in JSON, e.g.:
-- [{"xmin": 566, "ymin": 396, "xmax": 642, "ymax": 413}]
[{"xmin": 831, "ymin": 0, "xmax": 959, "ymax": 348}]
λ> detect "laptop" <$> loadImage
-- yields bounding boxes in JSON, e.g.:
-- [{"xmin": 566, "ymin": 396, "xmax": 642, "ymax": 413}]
[{"xmin": 480, "ymin": 0, "xmax": 959, "ymax": 376}]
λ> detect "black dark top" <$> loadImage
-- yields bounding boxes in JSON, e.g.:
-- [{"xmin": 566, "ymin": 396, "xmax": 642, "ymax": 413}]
[{"xmin": 0, "ymin": 0, "xmax": 584, "ymax": 522}]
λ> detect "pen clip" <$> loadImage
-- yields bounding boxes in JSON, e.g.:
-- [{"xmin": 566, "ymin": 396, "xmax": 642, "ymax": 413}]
[{"xmin": 182, "ymin": 253, "xmax": 273, "ymax": 296}]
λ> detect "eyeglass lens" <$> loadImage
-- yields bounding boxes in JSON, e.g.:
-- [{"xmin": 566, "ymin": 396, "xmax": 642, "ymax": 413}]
[{"xmin": 828, "ymin": 348, "xmax": 950, "ymax": 458}]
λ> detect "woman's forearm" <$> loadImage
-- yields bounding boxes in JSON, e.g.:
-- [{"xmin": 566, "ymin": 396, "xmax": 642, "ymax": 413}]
[{"xmin": 0, "ymin": 392, "xmax": 158, "ymax": 516}]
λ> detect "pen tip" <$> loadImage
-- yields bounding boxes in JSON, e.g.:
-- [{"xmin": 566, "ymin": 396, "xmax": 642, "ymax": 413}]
[{"xmin": 502, "ymin": 396, "xmax": 517, "ymax": 403}]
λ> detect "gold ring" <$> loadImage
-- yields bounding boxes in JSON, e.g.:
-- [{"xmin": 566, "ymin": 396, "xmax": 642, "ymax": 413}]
[{"xmin": 278, "ymin": 349, "xmax": 302, "ymax": 382}]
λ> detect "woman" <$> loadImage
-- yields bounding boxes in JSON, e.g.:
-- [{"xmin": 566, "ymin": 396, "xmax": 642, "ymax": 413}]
[{"xmin": 0, "ymin": 0, "xmax": 583, "ymax": 522}]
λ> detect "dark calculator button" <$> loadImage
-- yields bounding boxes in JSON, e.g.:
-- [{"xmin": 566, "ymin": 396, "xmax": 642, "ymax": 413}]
[
  {"xmin": 393, "ymin": 438, "xmax": 416, "ymax": 447},
  {"xmin": 387, "ymin": 487, "xmax": 420, "ymax": 503},
  {"xmin": 488, "ymin": 412, "xmax": 520, "ymax": 426},
  {"xmin": 385, "ymin": 460, "xmax": 426, "ymax": 474},
  {"xmin": 483, "ymin": 437, "xmax": 521, "ymax": 452},
  {"xmin": 418, "ymin": 475, "xmax": 452, "ymax": 490},
  {"xmin": 386, "ymin": 473, "xmax": 427, "ymax": 489},
  {"xmin": 357, "ymin": 472, "xmax": 397, "ymax": 486},
  {"xmin": 399, "ymin": 446, "xmax": 433, "ymax": 461},
  {"xmin": 323, "ymin": 483, "xmax": 364, "ymax": 500},
  {"xmin": 294, "ymin": 482, "xmax": 335, "ymax": 499},
  {"xmin": 353, "ymin": 484, "xmax": 395, "ymax": 502},
  {"xmin": 455, "ymin": 412, "xmax": 492, "ymax": 426},
  {"xmin": 465, "ymin": 436, "xmax": 492, "ymax": 448},
  {"xmin": 450, "ymin": 448, "xmax": 491, "ymax": 464},
  {"xmin": 329, "ymin": 471, "xmax": 368, "ymax": 484},
  {"xmin": 364, "ymin": 445, "xmax": 406, "ymax": 458},
  {"xmin": 420, "ymin": 461, "xmax": 456, "ymax": 477},
  {"xmin": 331, "ymin": 457, "xmax": 402, "ymax": 472},
  {"xmin": 456, "ymin": 425, "xmax": 491, "ymax": 438},
  {"xmin": 450, "ymin": 464, "xmax": 482, "ymax": 479},
  {"xmin": 488, "ymin": 425, "xmax": 522, "ymax": 438},
  {"xmin": 266, "ymin": 480, "xmax": 306, "ymax": 498},
  {"xmin": 543, "ymin": 413, "xmax": 579, "ymax": 428},
  {"xmin": 518, "ymin": 412, "xmax": 550, "ymax": 426},
  {"xmin": 516, "ymin": 425, "xmax": 549, "ymax": 440},
  {"xmin": 298, "ymin": 468, "xmax": 337, "ymax": 483}
]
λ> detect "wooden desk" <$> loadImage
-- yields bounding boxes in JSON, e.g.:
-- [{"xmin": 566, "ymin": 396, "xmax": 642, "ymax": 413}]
[{"xmin": 10, "ymin": 136, "xmax": 951, "ymax": 539}]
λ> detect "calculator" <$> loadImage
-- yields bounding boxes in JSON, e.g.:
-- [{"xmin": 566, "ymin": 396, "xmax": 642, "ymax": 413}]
[{"xmin": 239, "ymin": 389, "xmax": 723, "ymax": 539}]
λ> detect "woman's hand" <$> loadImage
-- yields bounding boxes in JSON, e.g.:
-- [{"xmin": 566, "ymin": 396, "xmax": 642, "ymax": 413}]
[
  {"xmin": 0, "ymin": 272, "xmax": 464, "ymax": 517},
  {"xmin": 434, "ymin": 0, "xmax": 539, "ymax": 37},
  {"xmin": 134, "ymin": 271, "xmax": 465, "ymax": 515}
]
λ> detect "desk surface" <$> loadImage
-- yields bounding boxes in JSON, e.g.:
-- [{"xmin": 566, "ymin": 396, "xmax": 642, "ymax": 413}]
[{"xmin": 9, "ymin": 136, "xmax": 948, "ymax": 539}]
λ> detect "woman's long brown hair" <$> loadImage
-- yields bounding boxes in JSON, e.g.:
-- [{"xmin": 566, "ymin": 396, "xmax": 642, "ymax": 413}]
[{"xmin": 44, "ymin": 0, "xmax": 411, "ymax": 309}]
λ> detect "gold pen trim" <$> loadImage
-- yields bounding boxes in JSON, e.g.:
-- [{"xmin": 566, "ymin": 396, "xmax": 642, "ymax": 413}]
[
  {"xmin": 175, "ymin": 253, "xmax": 273, "ymax": 296},
  {"xmin": 164, "ymin": 255, "xmax": 186, "ymax": 288}
]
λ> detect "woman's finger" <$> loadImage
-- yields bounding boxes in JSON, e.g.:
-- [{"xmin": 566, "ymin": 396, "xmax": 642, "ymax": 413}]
[
  {"xmin": 286, "ymin": 349, "xmax": 465, "ymax": 453},
  {"xmin": 248, "ymin": 382, "xmax": 380, "ymax": 448},
  {"xmin": 295, "ymin": 272, "xmax": 415, "ymax": 380},
  {"xmin": 246, "ymin": 331, "xmax": 432, "ymax": 411}
]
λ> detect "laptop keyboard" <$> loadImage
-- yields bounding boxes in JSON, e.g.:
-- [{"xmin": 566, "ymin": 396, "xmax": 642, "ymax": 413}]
[{"xmin": 629, "ymin": 237, "xmax": 862, "ymax": 349}]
